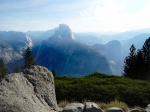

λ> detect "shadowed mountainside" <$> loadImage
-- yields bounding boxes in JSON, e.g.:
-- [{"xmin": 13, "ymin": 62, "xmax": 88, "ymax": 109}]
[{"xmin": 33, "ymin": 24, "xmax": 112, "ymax": 76}]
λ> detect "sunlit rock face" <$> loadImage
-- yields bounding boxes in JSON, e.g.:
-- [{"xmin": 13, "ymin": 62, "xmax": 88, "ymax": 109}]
[{"xmin": 54, "ymin": 24, "xmax": 75, "ymax": 40}]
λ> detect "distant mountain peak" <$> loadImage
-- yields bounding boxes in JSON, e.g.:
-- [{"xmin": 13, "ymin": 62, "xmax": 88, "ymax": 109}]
[{"xmin": 54, "ymin": 24, "xmax": 75, "ymax": 40}]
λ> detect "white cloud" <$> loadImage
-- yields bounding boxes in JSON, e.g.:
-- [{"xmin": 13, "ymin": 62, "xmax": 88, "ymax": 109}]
[{"xmin": 68, "ymin": 0, "xmax": 150, "ymax": 32}]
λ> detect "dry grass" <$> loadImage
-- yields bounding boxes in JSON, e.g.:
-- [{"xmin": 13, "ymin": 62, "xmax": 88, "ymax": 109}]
[
  {"xmin": 97, "ymin": 102, "xmax": 108, "ymax": 110},
  {"xmin": 133, "ymin": 106, "xmax": 145, "ymax": 111},
  {"xmin": 58, "ymin": 100, "xmax": 80, "ymax": 108},
  {"xmin": 107, "ymin": 100, "xmax": 129, "ymax": 112},
  {"xmin": 58, "ymin": 100, "xmax": 70, "ymax": 108}
]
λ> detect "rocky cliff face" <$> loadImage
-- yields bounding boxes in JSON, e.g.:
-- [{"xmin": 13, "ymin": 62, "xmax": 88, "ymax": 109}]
[
  {"xmin": 0, "ymin": 31, "xmax": 33, "ymax": 55},
  {"xmin": 0, "ymin": 40, "xmax": 22, "ymax": 63},
  {"xmin": 0, "ymin": 65, "xmax": 58, "ymax": 112},
  {"xmin": 0, "ymin": 31, "xmax": 33, "ymax": 72},
  {"xmin": 93, "ymin": 40, "xmax": 123, "ymax": 75}
]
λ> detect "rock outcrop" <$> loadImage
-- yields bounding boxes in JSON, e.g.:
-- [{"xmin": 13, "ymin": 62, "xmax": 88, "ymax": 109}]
[
  {"xmin": 62, "ymin": 102, "xmax": 148, "ymax": 112},
  {"xmin": 62, "ymin": 103, "xmax": 84, "ymax": 112},
  {"xmin": 83, "ymin": 102, "xmax": 103, "ymax": 112},
  {"xmin": 62, "ymin": 102, "xmax": 103, "ymax": 112},
  {"xmin": 145, "ymin": 104, "xmax": 150, "ymax": 112},
  {"xmin": 0, "ymin": 65, "xmax": 58, "ymax": 112}
]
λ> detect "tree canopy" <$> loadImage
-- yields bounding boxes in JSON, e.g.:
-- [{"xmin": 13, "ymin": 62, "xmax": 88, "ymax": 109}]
[
  {"xmin": 123, "ymin": 37, "xmax": 150, "ymax": 80},
  {"xmin": 123, "ymin": 44, "xmax": 137, "ymax": 78}
]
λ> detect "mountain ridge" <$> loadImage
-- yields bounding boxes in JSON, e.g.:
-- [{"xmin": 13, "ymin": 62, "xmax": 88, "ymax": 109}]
[
  {"xmin": 33, "ymin": 24, "xmax": 112, "ymax": 76},
  {"xmin": 1, "ymin": 24, "xmax": 150, "ymax": 76}
]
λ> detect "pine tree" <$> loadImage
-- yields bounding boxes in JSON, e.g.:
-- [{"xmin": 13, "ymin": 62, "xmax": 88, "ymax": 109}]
[
  {"xmin": 23, "ymin": 47, "xmax": 36, "ymax": 68},
  {"xmin": 0, "ymin": 58, "xmax": 8, "ymax": 79},
  {"xmin": 123, "ymin": 37, "xmax": 150, "ymax": 80},
  {"xmin": 134, "ymin": 49, "xmax": 145, "ymax": 79},
  {"xmin": 141, "ymin": 37, "xmax": 150, "ymax": 79},
  {"xmin": 123, "ymin": 44, "xmax": 137, "ymax": 78},
  {"xmin": 52, "ymin": 69, "xmax": 56, "ymax": 77},
  {"xmin": 14, "ymin": 66, "xmax": 22, "ymax": 73}
]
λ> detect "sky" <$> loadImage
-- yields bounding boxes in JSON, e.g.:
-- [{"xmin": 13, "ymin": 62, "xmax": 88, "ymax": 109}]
[{"xmin": 0, "ymin": 0, "xmax": 150, "ymax": 33}]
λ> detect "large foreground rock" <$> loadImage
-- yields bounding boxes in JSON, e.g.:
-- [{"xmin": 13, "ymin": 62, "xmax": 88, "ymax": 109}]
[{"xmin": 0, "ymin": 65, "xmax": 58, "ymax": 112}]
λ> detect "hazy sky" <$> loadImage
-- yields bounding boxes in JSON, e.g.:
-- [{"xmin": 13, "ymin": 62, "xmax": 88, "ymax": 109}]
[{"xmin": 0, "ymin": 0, "xmax": 150, "ymax": 32}]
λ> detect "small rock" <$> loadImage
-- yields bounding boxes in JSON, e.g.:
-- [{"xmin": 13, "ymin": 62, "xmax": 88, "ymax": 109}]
[
  {"xmin": 130, "ymin": 108, "xmax": 141, "ymax": 112},
  {"xmin": 83, "ymin": 102, "xmax": 103, "ymax": 112},
  {"xmin": 145, "ymin": 104, "xmax": 150, "ymax": 112},
  {"xmin": 105, "ymin": 107, "xmax": 124, "ymax": 112},
  {"xmin": 62, "ymin": 103, "xmax": 84, "ymax": 112}
]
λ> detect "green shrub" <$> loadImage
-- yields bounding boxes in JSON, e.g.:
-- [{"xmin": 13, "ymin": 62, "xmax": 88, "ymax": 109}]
[{"xmin": 55, "ymin": 73, "xmax": 150, "ymax": 107}]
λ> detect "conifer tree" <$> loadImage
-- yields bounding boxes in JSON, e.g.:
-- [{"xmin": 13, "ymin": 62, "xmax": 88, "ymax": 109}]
[
  {"xmin": 123, "ymin": 37, "xmax": 150, "ymax": 80},
  {"xmin": 23, "ymin": 47, "xmax": 36, "ymax": 68},
  {"xmin": 0, "ymin": 58, "xmax": 8, "ymax": 79},
  {"xmin": 14, "ymin": 66, "xmax": 22, "ymax": 73},
  {"xmin": 141, "ymin": 37, "xmax": 150, "ymax": 79},
  {"xmin": 52, "ymin": 69, "xmax": 56, "ymax": 77},
  {"xmin": 123, "ymin": 44, "xmax": 136, "ymax": 78},
  {"xmin": 134, "ymin": 50, "xmax": 145, "ymax": 79}
]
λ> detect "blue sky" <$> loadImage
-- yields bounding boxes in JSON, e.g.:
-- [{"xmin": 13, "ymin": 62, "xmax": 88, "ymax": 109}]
[{"xmin": 0, "ymin": 0, "xmax": 150, "ymax": 32}]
